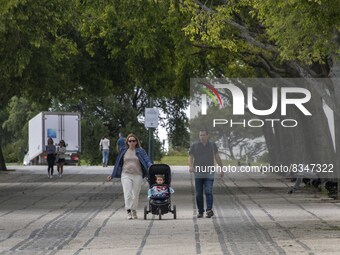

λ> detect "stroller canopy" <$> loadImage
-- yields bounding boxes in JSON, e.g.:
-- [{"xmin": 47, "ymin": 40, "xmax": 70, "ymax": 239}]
[{"xmin": 148, "ymin": 164, "xmax": 171, "ymax": 186}]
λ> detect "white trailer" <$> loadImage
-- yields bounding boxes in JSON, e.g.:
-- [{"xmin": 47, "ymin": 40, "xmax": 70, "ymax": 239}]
[{"xmin": 24, "ymin": 112, "xmax": 81, "ymax": 165}]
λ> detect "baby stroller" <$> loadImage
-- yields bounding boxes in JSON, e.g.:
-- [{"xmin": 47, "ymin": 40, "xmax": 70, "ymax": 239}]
[{"xmin": 144, "ymin": 164, "xmax": 176, "ymax": 220}]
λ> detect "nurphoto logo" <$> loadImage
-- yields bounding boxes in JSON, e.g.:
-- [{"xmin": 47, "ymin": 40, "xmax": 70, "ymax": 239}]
[{"xmin": 191, "ymin": 78, "xmax": 313, "ymax": 128}]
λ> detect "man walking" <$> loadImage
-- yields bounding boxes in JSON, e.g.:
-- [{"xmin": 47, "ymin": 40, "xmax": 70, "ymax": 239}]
[
  {"xmin": 116, "ymin": 132, "xmax": 126, "ymax": 152},
  {"xmin": 189, "ymin": 129, "xmax": 223, "ymax": 218}
]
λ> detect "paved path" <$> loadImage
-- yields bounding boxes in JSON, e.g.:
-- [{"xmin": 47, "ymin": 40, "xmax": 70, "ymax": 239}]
[{"xmin": 1, "ymin": 165, "xmax": 340, "ymax": 254}]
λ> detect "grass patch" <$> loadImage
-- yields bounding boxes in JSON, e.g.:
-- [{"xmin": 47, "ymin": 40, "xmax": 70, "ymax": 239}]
[
  {"xmin": 156, "ymin": 155, "xmax": 188, "ymax": 166},
  {"xmin": 157, "ymin": 156, "xmax": 267, "ymax": 166}
]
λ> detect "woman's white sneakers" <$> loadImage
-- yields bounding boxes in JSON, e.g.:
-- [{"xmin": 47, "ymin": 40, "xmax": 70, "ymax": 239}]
[
  {"xmin": 127, "ymin": 211, "xmax": 133, "ymax": 220},
  {"xmin": 127, "ymin": 210, "xmax": 138, "ymax": 220}
]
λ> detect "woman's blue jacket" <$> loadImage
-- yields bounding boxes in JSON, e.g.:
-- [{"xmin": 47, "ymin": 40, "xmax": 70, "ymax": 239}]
[{"xmin": 110, "ymin": 147, "xmax": 153, "ymax": 178}]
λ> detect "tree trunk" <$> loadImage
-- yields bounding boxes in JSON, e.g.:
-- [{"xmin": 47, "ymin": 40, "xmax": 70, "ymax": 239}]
[
  {"xmin": 305, "ymin": 88, "xmax": 336, "ymax": 168},
  {"xmin": 0, "ymin": 143, "xmax": 7, "ymax": 171},
  {"xmin": 271, "ymin": 110, "xmax": 309, "ymax": 167},
  {"xmin": 262, "ymin": 123, "xmax": 278, "ymax": 165},
  {"xmin": 334, "ymin": 111, "xmax": 340, "ymax": 198},
  {"xmin": 259, "ymin": 85, "xmax": 336, "ymax": 177},
  {"xmin": 228, "ymin": 142, "xmax": 235, "ymax": 160},
  {"xmin": 330, "ymin": 59, "xmax": 340, "ymax": 198}
]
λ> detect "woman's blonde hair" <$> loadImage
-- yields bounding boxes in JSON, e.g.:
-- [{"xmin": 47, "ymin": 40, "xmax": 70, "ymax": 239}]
[{"xmin": 125, "ymin": 133, "xmax": 141, "ymax": 148}]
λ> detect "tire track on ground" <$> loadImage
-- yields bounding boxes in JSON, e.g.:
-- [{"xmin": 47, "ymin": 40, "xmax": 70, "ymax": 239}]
[
  {"xmin": 214, "ymin": 179, "xmax": 286, "ymax": 255},
  {"xmin": 220, "ymin": 175, "xmax": 314, "ymax": 254},
  {"xmin": 190, "ymin": 173, "xmax": 202, "ymax": 254},
  {"xmin": 0, "ymin": 174, "xmax": 81, "ymax": 217},
  {"xmin": 1, "ymin": 178, "xmax": 120, "ymax": 254}
]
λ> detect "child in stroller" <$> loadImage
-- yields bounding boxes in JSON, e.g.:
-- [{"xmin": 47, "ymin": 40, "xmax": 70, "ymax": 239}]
[
  {"xmin": 147, "ymin": 174, "xmax": 174, "ymax": 199},
  {"xmin": 144, "ymin": 164, "xmax": 176, "ymax": 220}
]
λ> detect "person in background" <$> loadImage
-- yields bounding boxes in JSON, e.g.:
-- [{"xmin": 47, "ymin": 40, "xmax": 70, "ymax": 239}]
[
  {"xmin": 45, "ymin": 137, "xmax": 56, "ymax": 178},
  {"xmin": 287, "ymin": 164, "xmax": 320, "ymax": 194},
  {"xmin": 107, "ymin": 133, "xmax": 153, "ymax": 220},
  {"xmin": 56, "ymin": 140, "xmax": 66, "ymax": 177},
  {"xmin": 116, "ymin": 132, "xmax": 126, "ymax": 152},
  {"xmin": 99, "ymin": 135, "xmax": 110, "ymax": 167}
]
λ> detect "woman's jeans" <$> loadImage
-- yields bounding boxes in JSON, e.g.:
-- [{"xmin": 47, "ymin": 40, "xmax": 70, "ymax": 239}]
[
  {"xmin": 102, "ymin": 149, "xmax": 109, "ymax": 165},
  {"xmin": 195, "ymin": 175, "xmax": 214, "ymax": 213},
  {"xmin": 47, "ymin": 154, "xmax": 55, "ymax": 175},
  {"xmin": 121, "ymin": 173, "xmax": 143, "ymax": 210}
]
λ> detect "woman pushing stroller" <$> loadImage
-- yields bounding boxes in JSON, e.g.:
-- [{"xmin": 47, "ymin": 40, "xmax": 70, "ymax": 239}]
[{"xmin": 107, "ymin": 133, "xmax": 153, "ymax": 220}]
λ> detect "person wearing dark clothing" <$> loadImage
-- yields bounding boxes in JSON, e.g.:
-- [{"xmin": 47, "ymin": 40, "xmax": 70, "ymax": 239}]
[
  {"xmin": 189, "ymin": 129, "xmax": 223, "ymax": 218},
  {"xmin": 116, "ymin": 132, "xmax": 126, "ymax": 152},
  {"xmin": 45, "ymin": 137, "xmax": 56, "ymax": 178}
]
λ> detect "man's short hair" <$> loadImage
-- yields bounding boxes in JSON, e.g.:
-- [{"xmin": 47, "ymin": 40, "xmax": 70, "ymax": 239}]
[{"xmin": 199, "ymin": 128, "xmax": 208, "ymax": 135}]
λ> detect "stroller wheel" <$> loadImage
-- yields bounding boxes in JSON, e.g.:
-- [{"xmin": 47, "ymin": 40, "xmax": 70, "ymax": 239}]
[
  {"xmin": 173, "ymin": 205, "xmax": 177, "ymax": 220},
  {"xmin": 157, "ymin": 208, "xmax": 162, "ymax": 220},
  {"xmin": 144, "ymin": 205, "xmax": 148, "ymax": 220}
]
